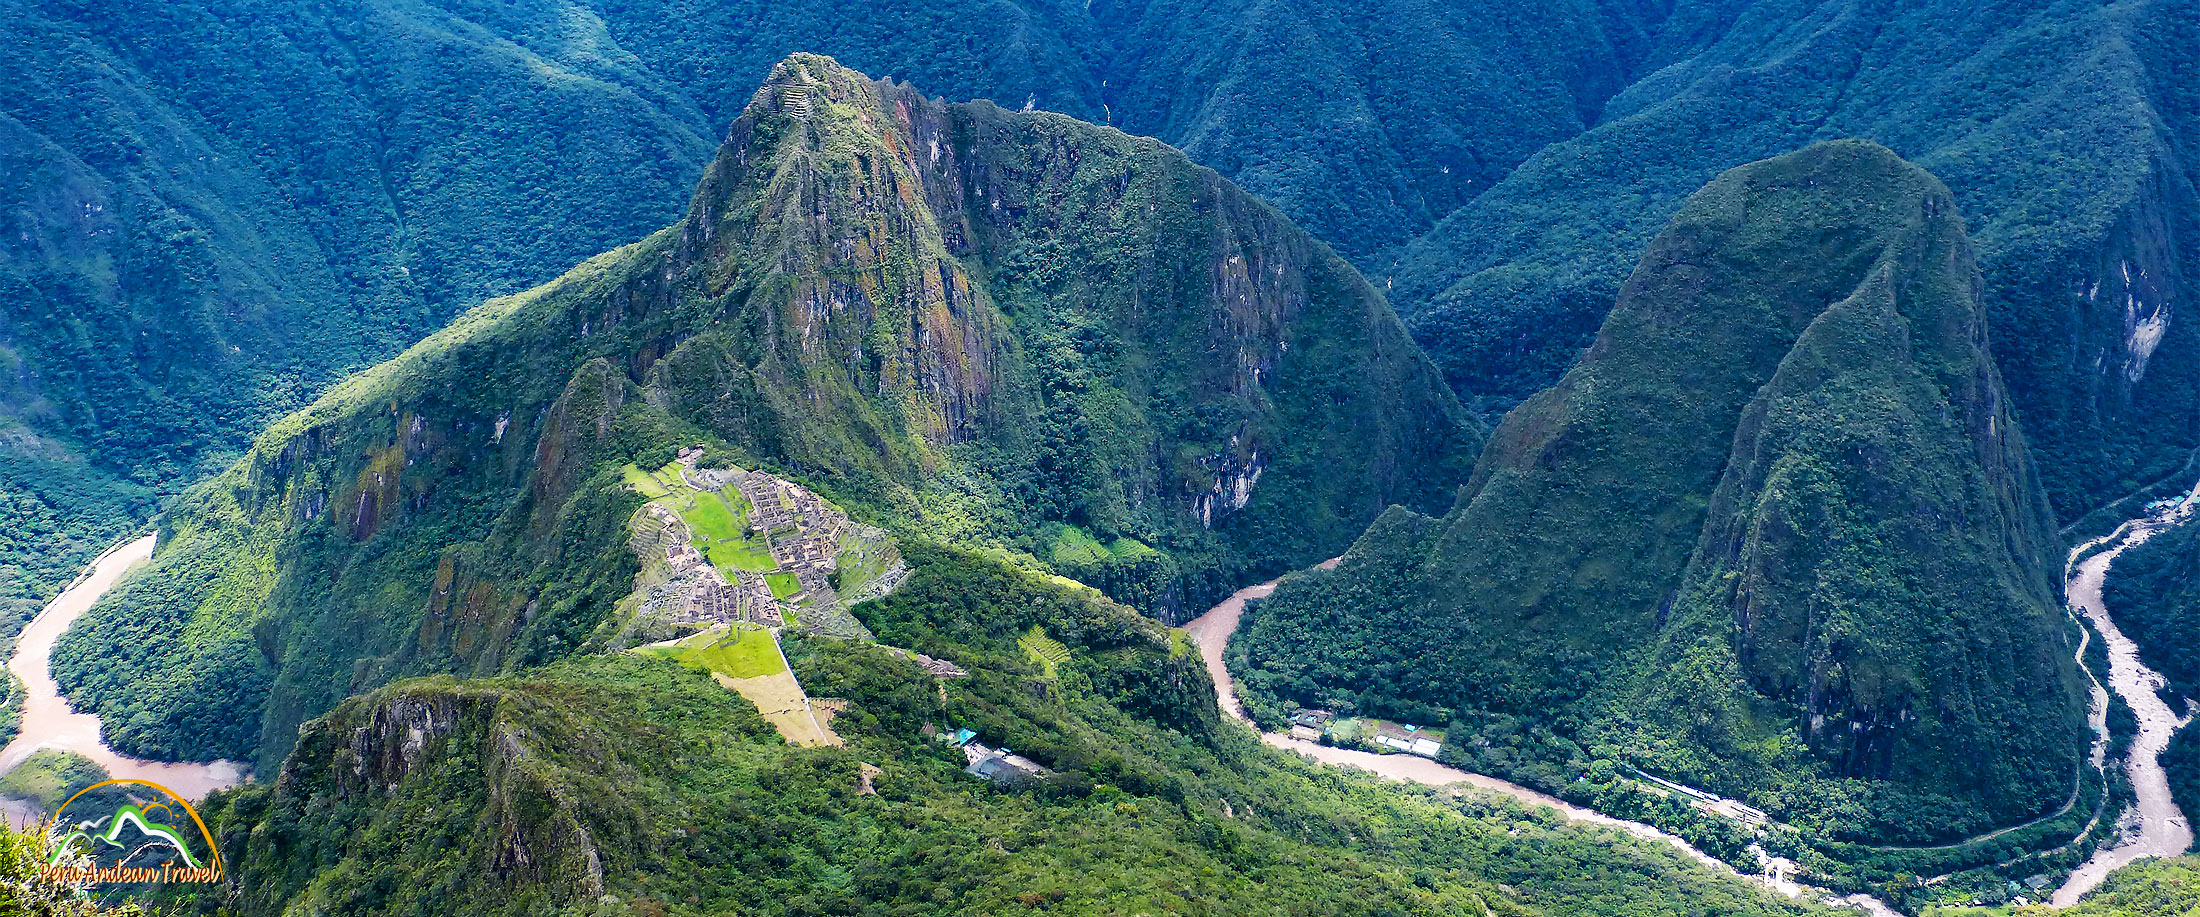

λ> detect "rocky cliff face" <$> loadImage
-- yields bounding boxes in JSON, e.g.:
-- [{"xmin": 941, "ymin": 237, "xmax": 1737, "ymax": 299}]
[
  {"xmin": 228, "ymin": 668, "xmax": 724, "ymax": 915},
  {"xmin": 55, "ymin": 54, "xmax": 1476, "ymax": 769},
  {"xmin": 1239, "ymin": 141, "xmax": 2082, "ymax": 842}
]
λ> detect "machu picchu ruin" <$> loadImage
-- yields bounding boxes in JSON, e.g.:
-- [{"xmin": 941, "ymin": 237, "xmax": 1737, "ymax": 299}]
[{"xmin": 619, "ymin": 448, "xmax": 906, "ymax": 644}]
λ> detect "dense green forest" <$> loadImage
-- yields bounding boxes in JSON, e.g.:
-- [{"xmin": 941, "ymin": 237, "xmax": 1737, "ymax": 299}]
[
  {"xmin": 1234, "ymin": 142, "xmax": 2084, "ymax": 847},
  {"xmin": 186, "ymin": 542, "xmax": 1820, "ymax": 917},
  {"xmin": 50, "ymin": 56, "xmax": 1475, "ymax": 771},
  {"xmin": 1396, "ymin": 0, "xmax": 2200, "ymax": 518},
  {"xmin": 0, "ymin": 0, "xmax": 1640, "ymax": 625},
  {"xmin": 16, "ymin": 0, "xmax": 2196, "ymax": 635},
  {"xmin": 2102, "ymin": 520, "xmax": 2200, "ymax": 701}
]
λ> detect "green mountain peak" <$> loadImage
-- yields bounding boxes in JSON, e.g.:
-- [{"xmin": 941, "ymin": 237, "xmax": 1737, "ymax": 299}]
[
  {"xmin": 1236, "ymin": 138, "xmax": 2083, "ymax": 843},
  {"xmin": 53, "ymin": 56, "xmax": 1479, "ymax": 770}
]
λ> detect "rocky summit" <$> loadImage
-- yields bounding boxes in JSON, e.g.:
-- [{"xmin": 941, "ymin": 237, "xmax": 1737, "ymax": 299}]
[{"xmin": 51, "ymin": 54, "xmax": 1476, "ymax": 772}]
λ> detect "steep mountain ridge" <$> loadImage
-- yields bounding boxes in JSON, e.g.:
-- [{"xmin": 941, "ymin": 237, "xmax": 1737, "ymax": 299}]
[
  {"xmin": 1235, "ymin": 141, "xmax": 2083, "ymax": 843},
  {"xmin": 0, "ymin": 0, "xmax": 726, "ymax": 621},
  {"xmin": 1398, "ymin": 0, "xmax": 2200, "ymax": 517},
  {"xmin": 12, "ymin": 0, "xmax": 2200, "ymax": 625},
  {"xmin": 0, "ymin": 0, "xmax": 1656, "ymax": 618},
  {"xmin": 50, "ymin": 55, "xmax": 1475, "ymax": 770},
  {"xmin": 190, "ymin": 548, "xmax": 1817, "ymax": 917}
]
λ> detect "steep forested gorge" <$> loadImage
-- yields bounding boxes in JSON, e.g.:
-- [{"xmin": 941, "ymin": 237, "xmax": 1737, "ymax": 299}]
[
  {"xmin": 1236, "ymin": 141, "xmax": 2085, "ymax": 846},
  {"xmin": 18, "ymin": 0, "xmax": 2196, "ymax": 617},
  {"xmin": 51, "ymin": 55, "xmax": 1472, "ymax": 771}
]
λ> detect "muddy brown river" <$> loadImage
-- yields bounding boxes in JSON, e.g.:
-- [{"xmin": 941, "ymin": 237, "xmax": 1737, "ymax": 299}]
[
  {"xmin": 2052, "ymin": 501, "xmax": 2198, "ymax": 906},
  {"xmin": 0, "ymin": 534, "xmax": 246, "ymax": 807},
  {"xmin": 1180, "ymin": 559, "xmax": 1902, "ymax": 917}
]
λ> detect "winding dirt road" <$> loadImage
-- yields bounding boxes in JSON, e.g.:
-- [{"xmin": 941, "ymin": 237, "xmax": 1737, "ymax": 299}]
[
  {"xmin": 1181, "ymin": 559, "xmax": 1901, "ymax": 917},
  {"xmin": 2052, "ymin": 502, "xmax": 2198, "ymax": 906},
  {"xmin": 0, "ymin": 535, "xmax": 246, "ymax": 805}
]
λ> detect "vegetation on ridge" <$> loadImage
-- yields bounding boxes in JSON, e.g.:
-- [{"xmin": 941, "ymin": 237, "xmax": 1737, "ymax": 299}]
[
  {"xmin": 182, "ymin": 542, "xmax": 1821, "ymax": 917},
  {"xmin": 51, "ymin": 55, "xmax": 1476, "ymax": 771},
  {"xmin": 1234, "ymin": 141, "xmax": 2084, "ymax": 850}
]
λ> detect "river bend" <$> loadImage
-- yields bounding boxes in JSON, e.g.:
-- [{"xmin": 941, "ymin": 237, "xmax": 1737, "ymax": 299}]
[{"xmin": 0, "ymin": 534, "xmax": 245, "ymax": 814}]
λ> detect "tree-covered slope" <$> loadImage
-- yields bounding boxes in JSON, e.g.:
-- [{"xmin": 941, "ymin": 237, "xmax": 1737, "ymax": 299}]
[
  {"xmin": 0, "ymin": 0, "xmax": 1658, "ymax": 623},
  {"xmin": 2103, "ymin": 515, "xmax": 2200, "ymax": 701},
  {"xmin": 1082, "ymin": 0, "xmax": 1657, "ymax": 266},
  {"xmin": 1235, "ymin": 141, "xmax": 2083, "ymax": 844},
  {"xmin": 12, "ymin": 0, "xmax": 2200, "ymax": 624},
  {"xmin": 0, "ymin": 0, "xmax": 722, "ymax": 625},
  {"xmin": 191, "ymin": 542, "xmax": 1819, "ymax": 917},
  {"xmin": 50, "ymin": 55, "xmax": 1475, "ymax": 770},
  {"xmin": 1395, "ymin": 0, "xmax": 2200, "ymax": 517}
]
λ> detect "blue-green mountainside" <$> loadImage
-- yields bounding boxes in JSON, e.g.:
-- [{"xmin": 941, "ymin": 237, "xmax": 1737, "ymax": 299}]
[
  {"xmin": 1235, "ymin": 142, "xmax": 2085, "ymax": 846},
  {"xmin": 51, "ymin": 55, "xmax": 1475, "ymax": 771},
  {"xmin": 18, "ymin": 0, "xmax": 2199, "ymax": 623},
  {"xmin": 0, "ymin": 0, "xmax": 1646, "ymax": 621},
  {"xmin": 1399, "ymin": 0, "xmax": 2200, "ymax": 522}
]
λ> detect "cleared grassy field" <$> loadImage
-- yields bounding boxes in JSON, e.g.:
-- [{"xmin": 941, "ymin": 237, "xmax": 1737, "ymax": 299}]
[
  {"xmin": 1020, "ymin": 626, "xmax": 1071, "ymax": 679},
  {"xmin": 693, "ymin": 625, "xmax": 786, "ymax": 678},
  {"xmin": 641, "ymin": 625, "xmax": 787, "ymax": 679},
  {"xmin": 639, "ymin": 474, "xmax": 774, "ymax": 573},
  {"xmin": 766, "ymin": 572, "xmax": 801, "ymax": 600},
  {"xmin": 619, "ymin": 463, "xmax": 670, "ymax": 499},
  {"xmin": 689, "ymin": 491, "xmax": 776, "ymax": 572},
  {"xmin": 1044, "ymin": 522, "xmax": 1160, "ymax": 566},
  {"xmin": 708, "ymin": 539, "xmax": 777, "ymax": 573},
  {"xmin": 682, "ymin": 490, "xmax": 743, "ymax": 540}
]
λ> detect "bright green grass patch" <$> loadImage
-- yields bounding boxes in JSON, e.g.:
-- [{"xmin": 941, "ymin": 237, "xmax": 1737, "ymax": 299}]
[
  {"xmin": 661, "ymin": 485, "xmax": 776, "ymax": 573},
  {"xmin": 691, "ymin": 625, "xmax": 787, "ymax": 679},
  {"xmin": 1169, "ymin": 628, "xmax": 1193, "ymax": 658},
  {"xmin": 1045, "ymin": 523, "xmax": 1161, "ymax": 566},
  {"xmin": 682, "ymin": 491, "xmax": 743, "ymax": 541},
  {"xmin": 766, "ymin": 572, "xmax": 801, "ymax": 600},
  {"xmin": 708, "ymin": 540, "xmax": 778, "ymax": 573},
  {"xmin": 1107, "ymin": 536, "xmax": 1160, "ymax": 557},
  {"xmin": 620, "ymin": 463, "xmax": 670, "ymax": 499},
  {"xmin": 1045, "ymin": 523, "xmax": 1109, "ymax": 564},
  {"xmin": 1019, "ymin": 625, "xmax": 1071, "ymax": 679},
  {"xmin": 0, "ymin": 750, "xmax": 111, "ymax": 813},
  {"xmin": 646, "ymin": 625, "xmax": 786, "ymax": 679}
]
